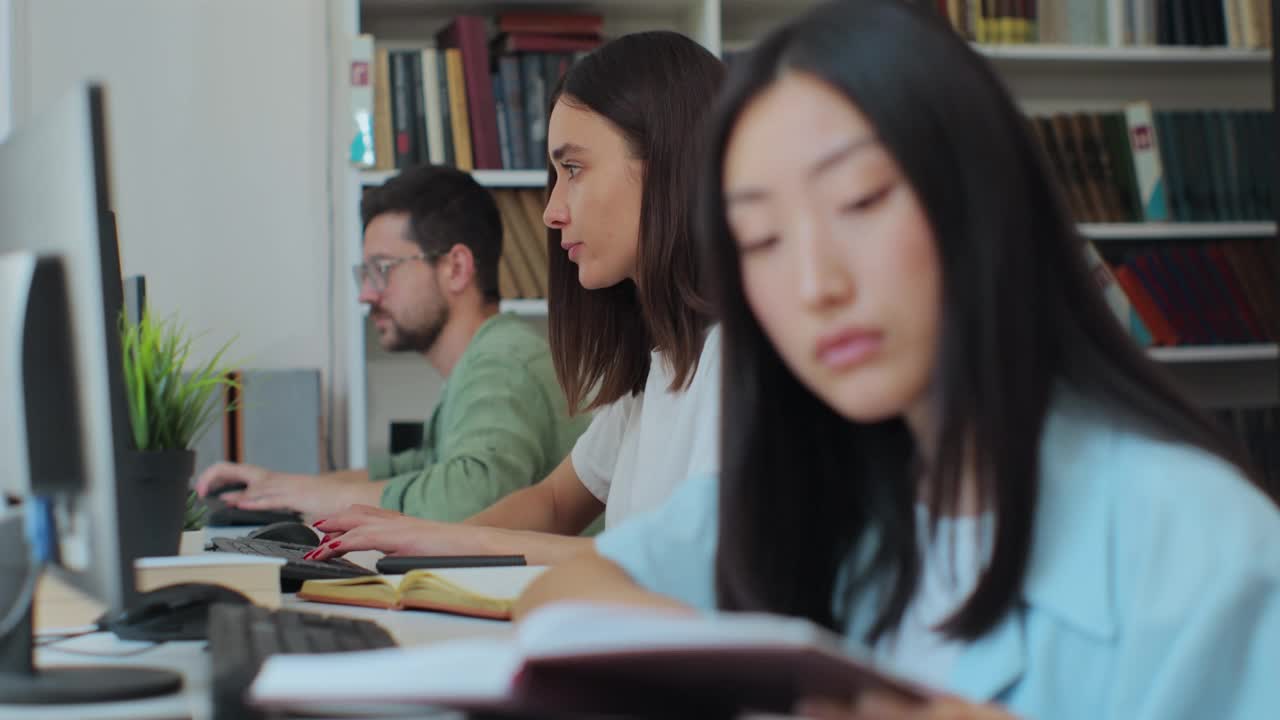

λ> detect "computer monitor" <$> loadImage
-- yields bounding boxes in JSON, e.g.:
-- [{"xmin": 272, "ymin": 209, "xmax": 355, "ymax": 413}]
[{"xmin": 0, "ymin": 83, "xmax": 182, "ymax": 703}]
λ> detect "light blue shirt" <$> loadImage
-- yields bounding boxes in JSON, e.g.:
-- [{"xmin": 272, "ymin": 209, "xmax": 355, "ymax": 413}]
[{"xmin": 596, "ymin": 390, "xmax": 1280, "ymax": 719}]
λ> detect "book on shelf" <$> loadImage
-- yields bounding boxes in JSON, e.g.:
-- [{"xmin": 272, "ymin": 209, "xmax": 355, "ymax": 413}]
[
  {"xmin": 497, "ymin": 56, "xmax": 529, "ymax": 169},
  {"xmin": 494, "ymin": 33, "xmax": 604, "ymax": 54},
  {"xmin": 1031, "ymin": 107, "xmax": 1274, "ymax": 225},
  {"xmin": 419, "ymin": 48, "xmax": 446, "ymax": 166},
  {"xmin": 1086, "ymin": 240, "xmax": 1153, "ymax": 343},
  {"xmin": 437, "ymin": 16, "xmax": 502, "ymax": 170},
  {"xmin": 493, "ymin": 189, "xmax": 548, "ymax": 298},
  {"xmin": 372, "ymin": 48, "xmax": 394, "ymax": 172},
  {"xmin": 934, "ymin": 0, "xmax": 1272, "ymax": 47},
  {"xmin": 388, "ymin": 50, "xmax": 418, "ymax": 169},
  {"xmin": 250, "ymin": 603, "xmax": 934, "ymax": 717},
  {"xmin": 1100, "ymin": 238, "xmax": 1280, "ymax": 347},
  {"xmin": 494, "ymin": 71, "xmax": 514, "ymax": 170},
  {"xmin": 297, "ymin": 566, "xmax": 544, "ymax": 620},
  {"xmin": 348, "ymin": 34, "xmax": 375, "ymax": 168},
  {"xmin": 1123, "ymin": 102, "xmax": 1169, "ymax": 222},
  {"xmin": 496, "ymin": 12, "xmax": 603, "ymax": 37},
  {"xmin": 444, "ymin": 47, "xmax": 474, "ymax": 171},
  {"xmin": 356, "ymin": 11, "xmax": 594, "ymax": 173}
]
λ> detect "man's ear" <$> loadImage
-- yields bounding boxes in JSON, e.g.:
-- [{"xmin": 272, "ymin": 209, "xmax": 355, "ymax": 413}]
[{"xmin": 441, "ymin": 243, "xmax": 477, "ymax": 295}]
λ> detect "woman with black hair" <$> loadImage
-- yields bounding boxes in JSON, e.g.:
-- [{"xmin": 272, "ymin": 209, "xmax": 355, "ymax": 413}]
[{"xmin": 516, "ymin": 2, "xmax": 1280, "ymax": 717}]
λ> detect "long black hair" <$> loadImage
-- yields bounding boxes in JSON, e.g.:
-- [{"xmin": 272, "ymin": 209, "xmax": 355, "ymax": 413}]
[{"xmin": 703, "ymin": 0, "xmax": 1262, "ymax": 643}]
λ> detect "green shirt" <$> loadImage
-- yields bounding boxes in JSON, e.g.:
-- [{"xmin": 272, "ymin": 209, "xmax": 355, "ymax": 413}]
[{"xmin": 371, "ymin": 313, "xmax": 589, "ymax": 521}]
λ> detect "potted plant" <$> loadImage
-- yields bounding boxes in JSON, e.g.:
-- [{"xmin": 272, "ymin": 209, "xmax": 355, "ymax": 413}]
[{"xmin": 118, "ymin": 308, "xmax": 238, "ymax": 557}]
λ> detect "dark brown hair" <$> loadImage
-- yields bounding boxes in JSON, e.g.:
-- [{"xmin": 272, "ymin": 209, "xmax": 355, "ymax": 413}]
[
  {"xmin": 544, "ymin": 31, "xmax": 724, "ymax": 412},
  {"xmin": 361, "ymin": 164, "xmax": 503, "ymax": 303}
]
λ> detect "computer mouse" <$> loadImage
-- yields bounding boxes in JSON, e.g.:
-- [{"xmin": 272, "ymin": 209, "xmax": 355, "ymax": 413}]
[
  {"xmin": 247, "ymin": 521, "xmax": 321, "ymax": 548},
  {"xmin": 98, "ymin": 582, "xmax": 252, "ymax": 642}
]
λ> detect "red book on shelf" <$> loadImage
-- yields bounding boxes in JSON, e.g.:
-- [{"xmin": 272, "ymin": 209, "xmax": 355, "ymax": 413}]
[
  {"xmin": 1203, "ymin": 244, "xmax": 1265, "ymax": 342},
  {"xmin": 1133, "ymin": 252, "xmax": 1196, "ymax": 344},
  {"xmin": 1115, "ymin": 265, "xmax": 1180, "ymax": 346},
  {"xmin": 436, "ymin": 16, "xmax": 502, "ymax": 170},
  {"xmin": 494, "ymin": 33, "xmax": 604, "ymax": 54},
  {"xmin": 497, "ymin": 12, "xmax": 604, "ymax": 36}
]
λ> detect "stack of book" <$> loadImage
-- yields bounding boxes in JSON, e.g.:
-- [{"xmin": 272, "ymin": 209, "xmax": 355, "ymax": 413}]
[
  {"xmin": 352, "ymin": 13, "xmax": 603, "ymax": 172},
  {"xmin": 1107, "ymin": 239, "xmax": 1280, "ymax": 346},
  {"xmin": 933, "ymin": 0, "xmax": 1273, "ymax": 47},
  {"xmin": 493, "ymin": 189, "xmax": 551, "ymax": 300},
  {"xmin": 1028, "ymin": 103, "xmax": 1275, "ymax": 224}
]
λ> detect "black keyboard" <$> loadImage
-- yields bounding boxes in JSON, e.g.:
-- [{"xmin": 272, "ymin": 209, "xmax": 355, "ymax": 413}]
[
  {"xmin": 209, "ymin": 536, "xmax": 376, "ymax": 591},
  {"xmin": 205, "ymin": 506, "xmax": 302, "ymax": 526},
  {"xmin": 207, "ymin": 602, "xmax": 397, "ymax": 720}
]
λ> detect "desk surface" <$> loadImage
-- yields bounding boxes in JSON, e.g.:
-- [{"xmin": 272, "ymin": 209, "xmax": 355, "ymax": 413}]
[{"xmin": 4, "ymin": 530, "xmax": 536, "ymax": 719}]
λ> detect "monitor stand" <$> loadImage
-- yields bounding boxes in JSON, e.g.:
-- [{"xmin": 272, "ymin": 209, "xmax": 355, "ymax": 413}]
[{"xmin": 0, "ymin": 519, "xmax": 182, "ymax": 704}]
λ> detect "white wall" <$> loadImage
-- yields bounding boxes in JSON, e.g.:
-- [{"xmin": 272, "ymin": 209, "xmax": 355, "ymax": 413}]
[
  {"xmin": 0, "ymin": 0, "xmax": 11, "ymax": 141},
  {"xmin": 15, "ymin": 0, "xmax": 350, "ymax": 463}
]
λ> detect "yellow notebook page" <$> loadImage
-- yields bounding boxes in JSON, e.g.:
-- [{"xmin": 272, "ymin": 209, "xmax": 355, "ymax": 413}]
[{"xmin": 400, "ymin": 570, "xmax": 514, "ymax": 615}]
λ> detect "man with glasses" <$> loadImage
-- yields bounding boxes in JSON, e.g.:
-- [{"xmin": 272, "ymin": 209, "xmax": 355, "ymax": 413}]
[{"xmin": 196, "ymin": 165, "xmax": 589, "ymax": 521}]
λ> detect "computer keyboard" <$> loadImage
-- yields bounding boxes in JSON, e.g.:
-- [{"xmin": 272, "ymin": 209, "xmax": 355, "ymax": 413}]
[
  {"xmin": 205, "ymin": 506, "xmax": 302, "ymax": 527},
  {"xmin": 207, "ymin": 602, "xmax": 397, "ymax": 720},
  {"xmin": 209, "ymin": 536, "xmax": 376, "ymax": 590}
]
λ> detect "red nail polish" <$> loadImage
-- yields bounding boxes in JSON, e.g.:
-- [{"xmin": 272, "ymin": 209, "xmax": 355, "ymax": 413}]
[
  {"xmin": 313, "ymin": 519, "xmax": 327, "ymax": 529},
  {"xmin": 327, "ymin": 541, "xmax": 341, "ymax": 550}
]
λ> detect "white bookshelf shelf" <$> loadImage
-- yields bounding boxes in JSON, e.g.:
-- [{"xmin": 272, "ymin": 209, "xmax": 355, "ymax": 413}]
[
  {"xmin": 1081, "ymin": 222, "xmax": 1277, "ymax": 240},
  {"xmin": 362, "ymin": 299, "xmax": 547, "ymax": 316},
  {"xmin": 341, "ymin": 0, "xmax": 1278, "ymax": 464},
  {"xmin": 360, "ymin": 169, "xmax": 547, "ymax": 188},
  {"xmin": 719, "ymin": 42, "xmax": 1275, "ymax": 65},
  {"xmin": 978, "ymin": 44, "xmax": 1271, "ymax": 64},
  {"xmin": 1149, "ymin": 344, "xmax": 1280, "ymax": 363}
]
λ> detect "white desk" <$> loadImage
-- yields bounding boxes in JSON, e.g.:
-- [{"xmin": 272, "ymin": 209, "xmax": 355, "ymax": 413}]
[{"xmin": 3, "ymin": 533, "xmax": 538, "ymax": 719}]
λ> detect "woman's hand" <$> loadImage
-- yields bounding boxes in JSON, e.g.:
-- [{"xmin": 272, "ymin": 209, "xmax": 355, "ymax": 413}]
[
  {"xmin": 797, "ymin": 692, "xmax": 1018, "ymax": 720},
  {"xmin": 305, "ymin": 505, "xmax": 502, "ymax": 560}
]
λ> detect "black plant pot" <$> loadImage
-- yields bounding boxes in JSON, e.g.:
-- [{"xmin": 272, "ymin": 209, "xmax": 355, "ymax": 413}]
[{"xmin": 116, "ymin": 448, "xmax": 195, "ymax": 561}]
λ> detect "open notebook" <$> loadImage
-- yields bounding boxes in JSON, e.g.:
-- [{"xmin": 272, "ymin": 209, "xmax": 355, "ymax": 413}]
[
  {"xmin": 296, "ymin": 566, "xmax": 545, "ymax": 621},
  {"xmin": 250, "ymin": 603, "xmax": 934, "ymax": 716}
]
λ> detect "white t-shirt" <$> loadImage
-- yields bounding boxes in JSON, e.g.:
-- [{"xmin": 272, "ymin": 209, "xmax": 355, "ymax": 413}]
[
  {"xmin": 873, "ymin": 506, "xmax": 992, "ymax": 688},
  {"xmin": 571, "ymin": 327, "xmax": 721, "ymax": 529}
]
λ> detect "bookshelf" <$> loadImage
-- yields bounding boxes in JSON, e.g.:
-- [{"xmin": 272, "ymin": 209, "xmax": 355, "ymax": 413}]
[
  {"xmin": 1149, "ymin": 344, "xmax": 1280, "ymax": 362},
  {"xmin": 977, "ymin": 45, "xmax": 1270, "ymax": 63},
  {"xmin": 1082, "ymin": 222, "xmax": 1277, "ymax": 240},
  {"xmin": 333, "ymin": 0, "xmax": 1278, "ymax": 466},
  {"xmin": 361, "ymin": 168, "xmax": 546, "ymax": 187}
]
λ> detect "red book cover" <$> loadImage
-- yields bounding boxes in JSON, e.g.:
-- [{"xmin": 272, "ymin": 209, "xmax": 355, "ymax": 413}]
[
  {"xmin": 1203, "ymin": 244, "xmax": 1265, "ymax": 341},
  {"xmin": 436, "ymin": 16, "xmax": 502, "ymax": 170},
  {"xmin": 1172, "ymin": 244, "xmax": 1242, "ymax": 343},
  {"xmin": 495, "ymin": 33, "xmax": 603, "ymax": 54},
  {"xmin": 1133, "ymin": 252, "xmax": 1194, "ymax": 344},
  {"xmin": 1115, "ymin": 265, "xmax": 1179, "ymax": 346},
  {"xmin": 497, "ymin": 12, "xmax": 603, "ymax": 36}
]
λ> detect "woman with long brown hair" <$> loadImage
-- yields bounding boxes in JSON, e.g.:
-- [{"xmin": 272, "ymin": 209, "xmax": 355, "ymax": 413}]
[{"xmin": 309, "ymin": 31, "xmax": 726, "ymax": 565}]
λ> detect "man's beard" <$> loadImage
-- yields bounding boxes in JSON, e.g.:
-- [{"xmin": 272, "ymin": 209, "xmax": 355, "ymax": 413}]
[{"xmin": 380, "ymin": 306, "xmax": 448, "ymax": 354}]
